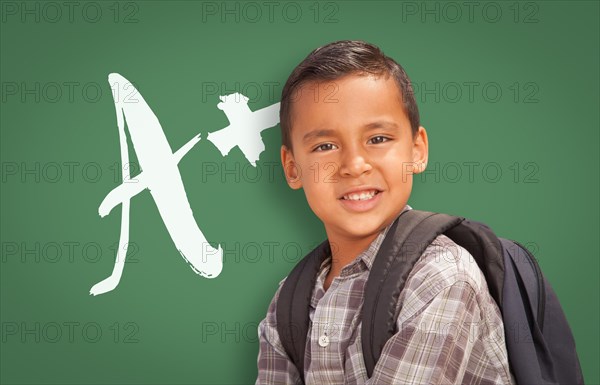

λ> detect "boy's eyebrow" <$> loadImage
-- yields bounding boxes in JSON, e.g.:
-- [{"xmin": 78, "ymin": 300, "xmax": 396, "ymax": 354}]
[
  {"xmin": 302, "ymin": 129, "xmax": 336, "ymax": 144},
  {"xmin": 364, "ymin": 120, "xmax": 399, "ymax": 131},
  {"xmin": 302, "ymin": 120, "xmax": 398, "ymax": 143},
  {"xmin": 302, "ymin": 121, "xmax": 400, "ymax": 144}
]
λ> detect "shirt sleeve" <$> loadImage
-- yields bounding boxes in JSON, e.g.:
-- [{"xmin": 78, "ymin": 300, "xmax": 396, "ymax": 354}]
[
  {"xmin": 365, "ymin": 279, "xmax": 503, "ymax": 385},
  {"xmin": 255, "ymin": 281, "xmax": 302, "ymax": 385}
]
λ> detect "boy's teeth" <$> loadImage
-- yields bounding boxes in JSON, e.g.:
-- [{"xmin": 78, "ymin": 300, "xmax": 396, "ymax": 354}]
[{"xmin": 343, "ymin": 190, "xmax": 378, "ymax": 201}]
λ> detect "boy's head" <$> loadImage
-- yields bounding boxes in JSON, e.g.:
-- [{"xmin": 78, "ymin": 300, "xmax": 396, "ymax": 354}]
[{"xmin": 280, "ymin": 40, "xmax": 428, "ymax": 243}]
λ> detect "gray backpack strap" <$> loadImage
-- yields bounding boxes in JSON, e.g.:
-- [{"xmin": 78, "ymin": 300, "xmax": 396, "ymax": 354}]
[
  {"xmin": 276, "ymin": 239, "xmax": 330, "ymax": 384},
  {"xmin": 362, "ymin": 210, "xmax": 463, "ymax": 378}
]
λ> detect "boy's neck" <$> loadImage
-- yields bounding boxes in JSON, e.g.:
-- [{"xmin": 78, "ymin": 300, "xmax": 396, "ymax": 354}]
[{"xmin": 323, "ymin": 231, "xmax": 381, "ymax": 291}]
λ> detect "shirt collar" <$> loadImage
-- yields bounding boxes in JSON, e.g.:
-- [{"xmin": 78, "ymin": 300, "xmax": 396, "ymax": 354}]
[{"xmin": 311, "ymin": 205, "xmax": 413, "ymax": 308}]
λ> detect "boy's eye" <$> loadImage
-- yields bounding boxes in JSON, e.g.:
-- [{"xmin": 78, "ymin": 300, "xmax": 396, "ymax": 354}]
[
  {"xmin": 369, "ymin": 136, "xmax": 389, "ymax": 144},
  {"xmin": 313, "ymin": 143, "xmax": 337, "ymax": 152}
]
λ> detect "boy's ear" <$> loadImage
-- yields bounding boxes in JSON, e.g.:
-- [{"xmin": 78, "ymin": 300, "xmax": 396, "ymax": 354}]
[
  {"xmin": 412, "ymin": 126, "xmax": 429, "ymax": 174},
  {"xmin": 281, "ymin": 145, "xmax": 303, "ymax": 189}
]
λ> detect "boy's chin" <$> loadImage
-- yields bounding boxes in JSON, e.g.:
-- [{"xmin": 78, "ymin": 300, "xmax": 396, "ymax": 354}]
[{"xmin": 330, "ymin": 218, "xmax": 389, "ymax": 240}]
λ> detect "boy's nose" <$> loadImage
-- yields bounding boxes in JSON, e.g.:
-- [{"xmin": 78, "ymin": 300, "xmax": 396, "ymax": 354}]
[{"xmin": 339, "ymin": 148, "xmax": 372, "ymax": 177}]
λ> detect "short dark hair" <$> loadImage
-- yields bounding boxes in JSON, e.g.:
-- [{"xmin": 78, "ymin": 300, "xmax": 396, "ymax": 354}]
[{"xmin": 280, "ymin": 40, "xmax": 420, "ymax": 150}]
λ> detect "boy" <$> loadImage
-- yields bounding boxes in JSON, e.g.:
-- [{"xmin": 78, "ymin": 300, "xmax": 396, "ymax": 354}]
[{"xmin": 256, "ymin": 40, "xmax": 515, "ymax": 384}]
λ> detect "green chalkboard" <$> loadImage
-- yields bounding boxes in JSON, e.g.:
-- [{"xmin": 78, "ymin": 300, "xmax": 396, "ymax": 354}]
[{"xmin": 1, "ymin": 1, "xmax": 598, "ymax": 384}]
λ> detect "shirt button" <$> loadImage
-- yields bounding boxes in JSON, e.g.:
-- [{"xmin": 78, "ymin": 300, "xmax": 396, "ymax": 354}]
[{"xmin": 318, "ymin": 334, "xmax": 329, "ymax": 347}]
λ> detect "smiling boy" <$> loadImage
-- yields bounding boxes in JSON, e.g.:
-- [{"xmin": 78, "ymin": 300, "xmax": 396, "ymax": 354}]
[{"xmin": 256, "ymin": 40, "xmax": 515, "ymax": 384}]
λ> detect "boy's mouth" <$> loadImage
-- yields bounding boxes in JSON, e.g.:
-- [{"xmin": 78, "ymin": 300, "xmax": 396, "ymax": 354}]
[
  {"xmin": 340, "ymin": 189, "xmax": 381, "ymax": 201},
  {"xmin": 338, "ymin": 188, "xmax": 383, "ymax": 212}
]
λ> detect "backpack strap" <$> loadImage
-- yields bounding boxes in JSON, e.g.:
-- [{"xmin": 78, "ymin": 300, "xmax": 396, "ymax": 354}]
[
  {"xmin": 276, "ymin": 238, "xmax": 330, "ymax": 383},
  {"xmin": 362, "ymin": 210, "xmax": 464, "ymax": 377},
  {"xmin": 444, "ymin": 219, "xmax": 505, "ymax": 306}
]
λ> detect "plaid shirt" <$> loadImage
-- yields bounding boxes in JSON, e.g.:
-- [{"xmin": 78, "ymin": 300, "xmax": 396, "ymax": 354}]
[{"xmin": 256, "ymin": 206, "xmax": 516, "ymax": 384}]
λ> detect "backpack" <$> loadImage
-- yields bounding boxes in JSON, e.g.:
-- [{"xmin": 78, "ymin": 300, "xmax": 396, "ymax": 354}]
[{"xmin": 276, "ymin": 209, "xmax": 584, "ymax": 384}]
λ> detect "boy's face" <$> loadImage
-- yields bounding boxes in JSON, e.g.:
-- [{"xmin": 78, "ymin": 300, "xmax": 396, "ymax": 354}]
[{"xmin": 281, "ymin": 74, "xmax": 428, "ymax": 244}]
